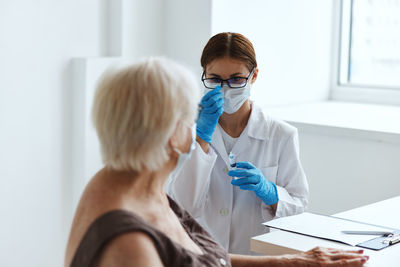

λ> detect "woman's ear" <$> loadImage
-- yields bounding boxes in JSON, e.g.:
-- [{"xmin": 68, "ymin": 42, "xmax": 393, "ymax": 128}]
[
  {"xmin": 169, "ymin": 127, "xmax": 180, "ymax": 151},
  {"xmin": 168, "ymin": 122, "xmax": 184, "ymax": 151},
  {"xmin": 251, "ymin": 68, "xmax": 259, "ymax": 83}
]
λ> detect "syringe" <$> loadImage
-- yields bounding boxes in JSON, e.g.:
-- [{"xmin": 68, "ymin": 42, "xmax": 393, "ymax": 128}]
[{"xmin": 228, "ymin": 152, "xmax": 236, "ymax": 168}]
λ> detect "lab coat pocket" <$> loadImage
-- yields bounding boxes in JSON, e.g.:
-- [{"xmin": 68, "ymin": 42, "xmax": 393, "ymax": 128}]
[{"xmin": 260, "ymin": 166, "xmax": 278, "ymax": 183}]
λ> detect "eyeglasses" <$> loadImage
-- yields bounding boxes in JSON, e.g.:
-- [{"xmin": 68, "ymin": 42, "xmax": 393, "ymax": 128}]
[{"xmin": 201, "ymin": 67, "xmax": 255, "ymax": 89}]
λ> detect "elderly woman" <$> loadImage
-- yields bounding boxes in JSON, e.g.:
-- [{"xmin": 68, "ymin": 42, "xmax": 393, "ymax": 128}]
[{"xmin": 64, "ymin": 57, "xmax": 368, "ymax": 267}]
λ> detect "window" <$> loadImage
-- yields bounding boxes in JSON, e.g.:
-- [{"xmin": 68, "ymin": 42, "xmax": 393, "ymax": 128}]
[{"xmin": 338, "ymin": 0, "xmax": 400, "ymax": 89}]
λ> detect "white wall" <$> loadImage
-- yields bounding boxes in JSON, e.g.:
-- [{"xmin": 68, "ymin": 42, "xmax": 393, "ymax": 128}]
[
  {"xmin": 164, "ymin": 0, "xmax": 212, "ymax": 76},
  {"xmin": 298, "ymin": 127, "xmax": 400, "ymax": 215},
  {"xmin": 0, "ymin": 1, "xmax": 108, "ymax": 266},
  {"xmin": 211, "ymin": 0, "xmax": 333, "ymax": 106},
  {"xmin": 106, "ymin": 0, "xmax": 212, "ymax": 74},
  {"xmin": 107, "ymin": 0, "xmax": 165, "ymax": 57}
]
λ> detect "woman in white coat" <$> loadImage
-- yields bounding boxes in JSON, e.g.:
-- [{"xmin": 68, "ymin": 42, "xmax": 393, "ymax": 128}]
[{"xmin": 166, "ymin": 32, "xmax": 309, "ymax": 255}]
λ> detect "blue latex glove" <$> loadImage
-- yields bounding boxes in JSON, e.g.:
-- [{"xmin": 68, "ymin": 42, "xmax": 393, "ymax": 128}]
[
  {"xmin": 196, "ymin": 85, "xmax": 224, "ymax": 143},
  {"xmin": 228, "ymin": 161, "xmax": 279, "ymax": 205}
]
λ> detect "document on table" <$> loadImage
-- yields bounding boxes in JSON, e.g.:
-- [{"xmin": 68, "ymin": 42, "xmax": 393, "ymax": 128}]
[{"xmin": 263, "ymin": 212, "xmax": 394, "ymax": 246}]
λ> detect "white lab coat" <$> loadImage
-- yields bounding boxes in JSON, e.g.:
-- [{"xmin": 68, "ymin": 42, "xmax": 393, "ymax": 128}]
[{"xmin": 166, "ymin": 103, "xmax": 309, "ymax": 255}]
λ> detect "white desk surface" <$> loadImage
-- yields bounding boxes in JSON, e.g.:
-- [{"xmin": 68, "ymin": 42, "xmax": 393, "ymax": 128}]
[{"xmin": 251, "ymin": 196, "xmax": 400, "ymax": 267}]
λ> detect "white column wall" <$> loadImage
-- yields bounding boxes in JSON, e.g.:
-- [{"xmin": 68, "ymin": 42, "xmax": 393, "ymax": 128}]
[
  {"xmin": 163, "ymin": 0, "xmax": 212, "ymax": 76},
  {"xmin": 108, "ymin": 0, "xmax": 165, "ymax": 57}
]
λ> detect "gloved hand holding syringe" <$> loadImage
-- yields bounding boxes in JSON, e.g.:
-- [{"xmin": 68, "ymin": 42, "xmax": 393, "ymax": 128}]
[{"xmin": 228, "ymin": 154, "xmax": 279, "ymax": 205}]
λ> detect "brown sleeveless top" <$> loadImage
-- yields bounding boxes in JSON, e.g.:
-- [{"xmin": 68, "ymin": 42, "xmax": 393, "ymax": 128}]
[{"xmin": 70, "ymin": 196, "xmax": 231, "ymax": 267}]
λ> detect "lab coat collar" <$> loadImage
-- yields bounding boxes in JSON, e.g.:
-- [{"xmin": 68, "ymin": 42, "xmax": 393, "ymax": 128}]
[
  {"xmin": 247, "ymin": 103, "xmax": 270, "ymax": 141},
  {"xmin": 210, "ymin": 103, "xmax": 269, "ymax": 165}
]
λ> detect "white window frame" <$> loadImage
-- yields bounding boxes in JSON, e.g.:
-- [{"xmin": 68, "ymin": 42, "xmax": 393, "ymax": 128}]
[{"xmin": 330, "ymin": 0, "xmax": 400, "ymax": 106}]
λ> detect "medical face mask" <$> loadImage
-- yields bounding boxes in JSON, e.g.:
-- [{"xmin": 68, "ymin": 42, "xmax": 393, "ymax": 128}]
[
  {"xmin": 204, "ymin": 82, "xmax": 252, "ymax": 114},
  {"xmin": 169, "ymin": 125, "xmax": 196, "ymax": 179},
  {"xmin": 222, "ymin": 84, "xmax": 251, "ymax": 114}
]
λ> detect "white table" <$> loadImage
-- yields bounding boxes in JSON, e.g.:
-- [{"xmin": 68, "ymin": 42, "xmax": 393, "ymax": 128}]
[{"xmin": 251, "ymin": 196, "xmax": 400, "ymax": 266}]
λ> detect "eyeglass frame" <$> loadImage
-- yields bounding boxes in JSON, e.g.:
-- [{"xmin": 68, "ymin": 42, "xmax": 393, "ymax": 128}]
[{"xmin": 201, "ymin": 66, "xmax": 255, "ymax": 89}]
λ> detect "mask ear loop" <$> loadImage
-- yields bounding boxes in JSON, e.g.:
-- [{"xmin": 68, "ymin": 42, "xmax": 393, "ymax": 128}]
[
  {"xmin": 173, "ymin": 123, "xmax": 196, "ymax": 155},
  {"xmin": 173, "ymin": 147, "xmax": 183, "ymax": 155},
  {"xmin": 190, "ymin": 124, "xmax": 196, "ymax": 150}
]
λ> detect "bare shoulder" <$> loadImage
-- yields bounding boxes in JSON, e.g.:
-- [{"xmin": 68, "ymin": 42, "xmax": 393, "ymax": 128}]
[
  {"xmin": 65, "ymin": 170, "xmax": 128, "ymax": 266},
  {"xmin": 97, "ymin": 231, "xmax": 164, "ymax": 267}
]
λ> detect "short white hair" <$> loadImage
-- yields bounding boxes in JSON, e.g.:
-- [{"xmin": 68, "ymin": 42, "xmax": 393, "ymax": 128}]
[{"xmin": 92, "ymin": 57, "xmax": 200, "ymax": 172}]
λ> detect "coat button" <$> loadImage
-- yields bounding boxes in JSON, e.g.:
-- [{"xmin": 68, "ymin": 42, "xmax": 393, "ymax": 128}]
[
  {"xmin": 220, "ymin": 258, "xmax": 227, "ymax": 265},
  {"xmin": 220, "ymin": 208, "xmax": 229, "ymax": 216}
]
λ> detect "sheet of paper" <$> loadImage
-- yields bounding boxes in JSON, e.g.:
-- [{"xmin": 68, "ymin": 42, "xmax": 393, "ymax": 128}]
[{"xmin": 263, "ymin": 212, "xmax": 393, "ymax": 246}]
